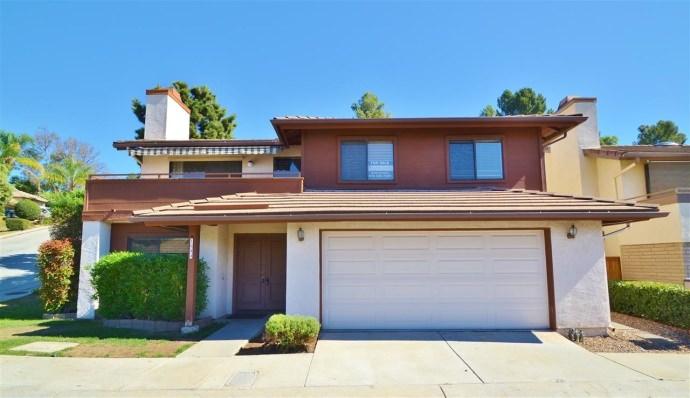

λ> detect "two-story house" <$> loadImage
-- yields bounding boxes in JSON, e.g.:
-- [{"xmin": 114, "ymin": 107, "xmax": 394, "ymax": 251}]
[
  {"xmin": 77, "ymin": 88, "xmax": 664, "ymax": 335},
  {"xmin": 545, "ymin": 97, "xmax": 689, "ymax": 287}
]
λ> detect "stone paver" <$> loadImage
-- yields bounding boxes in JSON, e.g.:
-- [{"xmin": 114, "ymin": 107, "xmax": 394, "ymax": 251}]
[
  {"xmin": 441, "ymin": 331, "xmax": 653, "ymax": 383},
  {"xmin": 599, "ymin": 353, "xmax": 690, "ymax": 381},
  {"xmin": 10, "ymin": 341, "xmax": 79, "ymax": 353},
  {"xmin": 177, "ymin": 318, "xmax": 265, "ymax": 358},
  {"xmin": 306, "ymin": 331, "xmax": 481, "ymax": 386}
]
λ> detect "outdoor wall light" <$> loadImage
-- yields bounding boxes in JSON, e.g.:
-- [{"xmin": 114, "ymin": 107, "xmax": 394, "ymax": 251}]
[
  {"xmin": 247, "ymin": 160, "xmax": 255, "ymax": 168},
  {"xmin": 297, "ymin": 227, "xmax": 305, "ymax": 241},
  {"xmin": 567, "ymin": 224, "xmax": 577, "ymax": 239}
]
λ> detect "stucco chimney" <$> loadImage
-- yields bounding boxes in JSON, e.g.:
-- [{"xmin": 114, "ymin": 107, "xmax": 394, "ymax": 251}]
[
  {"xmin": 545, "ymin": 96, "xmax": 601, "ymax": 197},
  {"xmin": 556, "ymin": 96, "xmax": 599, "ymax": 149},
  {"xmin": 143, "ymin": 88, "xmax": 191, "ymax": 140}
]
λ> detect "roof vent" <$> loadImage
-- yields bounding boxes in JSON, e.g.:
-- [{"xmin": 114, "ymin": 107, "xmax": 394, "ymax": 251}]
[{"xmin": 654, "ymin": 141, "xmax": 681, "ymax": 146}]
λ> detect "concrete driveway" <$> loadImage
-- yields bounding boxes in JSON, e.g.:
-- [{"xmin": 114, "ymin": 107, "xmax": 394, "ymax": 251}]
[
  {"xmin": 1, "ymin": 329, "xmax": 688, "ymax": 397},
  {"xmin": 306, "ymin": 330, "xmax": 653, "ymax": 386}
]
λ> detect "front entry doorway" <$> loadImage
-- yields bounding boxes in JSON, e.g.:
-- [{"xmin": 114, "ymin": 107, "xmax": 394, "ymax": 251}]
[{"xmin": 233, "ymin": 234, "xmax": 287, "ymax": 314}]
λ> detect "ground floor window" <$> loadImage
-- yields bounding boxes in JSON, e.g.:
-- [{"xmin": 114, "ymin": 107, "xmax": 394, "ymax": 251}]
[{"xmin": 127, "ymin": 236, "xmax": 189, "ymax": 254}]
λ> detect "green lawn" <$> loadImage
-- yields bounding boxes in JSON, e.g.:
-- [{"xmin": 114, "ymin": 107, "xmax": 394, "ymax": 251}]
[{"xmin": 0, "ymin": 294, "xmax": 222, "ymax": 357}]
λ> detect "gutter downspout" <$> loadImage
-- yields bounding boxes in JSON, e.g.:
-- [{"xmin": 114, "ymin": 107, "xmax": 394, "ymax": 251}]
[{"xmin": 603, "ymin": 223, "xmax": 630, "ymax": 238}]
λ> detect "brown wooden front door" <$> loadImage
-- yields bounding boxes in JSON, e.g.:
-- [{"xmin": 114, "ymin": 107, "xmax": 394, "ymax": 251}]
[{"xmin": 233, "ymin": 234, "xmax": 287, "ymax": 313}]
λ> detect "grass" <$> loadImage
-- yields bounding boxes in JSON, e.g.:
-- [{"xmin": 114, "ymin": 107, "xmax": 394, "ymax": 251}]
[{"xmin": 0, "ymin": 294, "xmax": 222, "ymax": 357}]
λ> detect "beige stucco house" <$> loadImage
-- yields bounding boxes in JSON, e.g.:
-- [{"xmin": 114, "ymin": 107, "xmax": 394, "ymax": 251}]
[{"xmin": 545, "ymin": 97, "xmax": 689, "ymax": 287}]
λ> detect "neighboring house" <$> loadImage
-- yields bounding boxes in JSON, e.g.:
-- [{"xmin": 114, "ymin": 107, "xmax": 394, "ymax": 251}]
[
  {"xmin": 77, "ymin": 88, "xmax": 664, "ymax": 335},
  {"xmin": 545, "ymin": 97, "xmax": 689, "ymax": 287},
  {"xmin": 9, "ymin": 189, "xmax": 48, "ymax": 207}
]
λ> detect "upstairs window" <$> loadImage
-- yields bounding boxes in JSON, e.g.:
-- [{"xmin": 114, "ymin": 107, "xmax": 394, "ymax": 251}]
[
  {"xmin": 169, "ymin": 161, "xmax": 242, "ymax": 178},
  {"xmin": 340, "ymin": 140, "xmax": 395, "ymax": 181},
  {"xmin": 273, "ymin": 157, "xmax": 301, "ymax": 177},
  {"xmin": 449, "ymin": 140, "xmax": 504, "ymax": 180}
]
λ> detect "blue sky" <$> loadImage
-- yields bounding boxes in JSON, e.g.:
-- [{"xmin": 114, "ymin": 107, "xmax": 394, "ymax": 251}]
[{"xmin": 1, "ymin": 1, "xmax": 688, "ymax": 173}]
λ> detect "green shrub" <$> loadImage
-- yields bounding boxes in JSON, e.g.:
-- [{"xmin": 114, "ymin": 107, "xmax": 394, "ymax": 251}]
[
  {"xmin": 6, "ymin": 218, "xmax": 32, "ymax": 231},
  {"xmin": 609, "ymin": 280, "xmax": 690, "ymax": 329},
  {"xmin": 46, "ymin": 191, "xmax": 83, "ymax": 241},
  {"xmin": 0, "ymin": 217, "xmax": 6, "ymax": 232},
  {"xmin": 264, "ymin": 314, "xmax": 320, "ymax": 351},
  {"xmin": 14, "ymin": 199, "xmax": 41, "ymax": 221},
  {"xmin": 37, "ymin": 239, "xmax": 75, "ymax": 313},
  {"xmin": 91, "ymin": 252, "xmax": 208, "ymax": 321}
]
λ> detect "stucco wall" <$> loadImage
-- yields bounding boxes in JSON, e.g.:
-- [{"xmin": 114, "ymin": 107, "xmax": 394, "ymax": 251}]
[
  {"xmin": 284, "ymin": 220, "xmax": 609, "ymax": 331},
  {"xmin": 546, "ymin": 99, "xmax": 600, "ymax": 197},
  {"xmin": 76, "ymin": 221, "xmax": 111, "ymax": 319}
]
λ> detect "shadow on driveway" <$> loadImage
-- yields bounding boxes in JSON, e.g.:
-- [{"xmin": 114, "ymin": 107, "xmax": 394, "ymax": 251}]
[{"xmin": 319, "ymin": 330, "xmax": 543, "ymax": 344}]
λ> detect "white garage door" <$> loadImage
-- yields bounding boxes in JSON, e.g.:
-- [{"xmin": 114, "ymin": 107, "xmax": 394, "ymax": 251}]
[{"xmin": 322, "ymin": 230, "xmax": 550, "ymax": 329}]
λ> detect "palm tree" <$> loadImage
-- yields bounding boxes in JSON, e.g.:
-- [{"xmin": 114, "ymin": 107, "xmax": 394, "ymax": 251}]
[
  {"xmin": 0, "ymin": 130, "xmax": 43, "ymax": 177},
  {"xmin": 45, "ymin": 156, "xmax": 93, "ymax": 191}
]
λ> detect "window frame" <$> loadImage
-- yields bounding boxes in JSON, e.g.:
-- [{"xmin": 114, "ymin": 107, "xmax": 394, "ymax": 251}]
[
  {"xmin": 273, "ymin": 157, "xmax": 302, "ymax": 177},
  {"xmin": 126, "ymin": 235, "xmax": 190, "ymax": 254},
  {"xmin": 446, "ymin": 136, "xmax": 506, "ymax": 183},
  {"xmin": 337, "ymin": 136, "xmax": 398, "ymax": 184}
]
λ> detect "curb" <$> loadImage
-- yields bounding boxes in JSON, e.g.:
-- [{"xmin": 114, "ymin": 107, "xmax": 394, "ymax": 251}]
[{"xmin": 0, "ymin": 225, "xmax": 51, "ymax": 240}]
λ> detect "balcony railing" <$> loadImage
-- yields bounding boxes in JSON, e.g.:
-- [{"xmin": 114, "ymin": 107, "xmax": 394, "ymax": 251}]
[
  {"xmin": 89, "ymin": 171, "xmax": 302, "ymax": 180},
  {"xmin": 83, "ymin": 172, "xmax": 304, "ymax": 221},
  {"xmin": 625, "ymin": 188, "xmax": 690, "ymax": 205}
]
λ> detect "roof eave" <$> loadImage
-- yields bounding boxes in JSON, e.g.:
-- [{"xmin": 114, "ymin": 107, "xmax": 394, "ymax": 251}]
[
  {"xmin": 130, "ymin": 210, "xmax": 667, "ymax": 226},
  {"xmin": 272, "ymin": 115, "xmax": 588, "ymax": 146}
]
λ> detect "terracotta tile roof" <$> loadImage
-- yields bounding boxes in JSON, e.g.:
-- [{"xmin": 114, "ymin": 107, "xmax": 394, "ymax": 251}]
[
  {"xmin": 584, "ymin": 145, "xmax": 690, "ymax": 160},
  {"xmin": 130, "ymin": 189, "xmax": 665, "ymax": 225}
]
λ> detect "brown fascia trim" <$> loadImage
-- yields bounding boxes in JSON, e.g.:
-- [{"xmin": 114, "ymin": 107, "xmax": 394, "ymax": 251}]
[
  {"xmin": 146, "ymin": 88, "xmax": 192, "ymax": 114},
  {"xmin": 271, "ymin": 115, "xmax": 588, "ymax": 145},
  {"xmin": 583, "ymin": 148, "xmax": 690, "ymax": 161},
  {"xmin": 113, "ymin": 139, "xmax": 282, "ymax": 150},
  {"xmin": 129, "ymin": 210, "xmax": 668, "ymax": 225}
]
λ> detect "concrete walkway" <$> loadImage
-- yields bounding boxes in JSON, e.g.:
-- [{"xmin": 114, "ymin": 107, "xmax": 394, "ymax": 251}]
[
  {"xmin": 177, "ymin": 318, "xmax": 265, "ymax": 358},
  {"xmin": 1, "ymin": 331, "xmax": 688, "ymax": 397}
]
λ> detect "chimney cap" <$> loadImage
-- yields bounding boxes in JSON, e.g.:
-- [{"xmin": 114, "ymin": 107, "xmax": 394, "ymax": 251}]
[
  {"xmin": 557, "ymin": 96, "xmax": 597, "ymax": 112},
  {"xmin": 145, "ymin": 87, "xmax": 190, "ymax": 114}
]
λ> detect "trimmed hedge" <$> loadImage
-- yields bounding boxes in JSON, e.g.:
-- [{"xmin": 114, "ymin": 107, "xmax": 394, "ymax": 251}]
[
  {"xmin": 0, "ymin": 217, "xmax": 6, "ymax": 232},
  {"xmin": 264, "ymin": 314, "xmax": 320, "ymax": 351},
  {"xmin": 91, "ymin": 252, "xmax": 208, "ymax": 321},
  {"xmin": 6, "ymin": 217, "xmax": 32, "ymax": 231},
  {"xmin": 14, "ymin": 199, "xmax": 41, "ymax": 221},
  {"xmin": 37, "ymin": 239, "xmax": 75, "ymax": 312},
  {"xmin": 609, "ymin": 280, "xmax": 690, "ymax": 329}
]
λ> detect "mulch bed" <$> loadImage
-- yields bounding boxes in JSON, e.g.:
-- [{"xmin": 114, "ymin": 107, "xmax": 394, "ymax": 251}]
[
  {"xmin": 578, "ymin": 312, "xmax": 690, "ymax": 353},
  {"xmin": 237, "ymin": 332, "xmax": 317, "ymax": 355}
]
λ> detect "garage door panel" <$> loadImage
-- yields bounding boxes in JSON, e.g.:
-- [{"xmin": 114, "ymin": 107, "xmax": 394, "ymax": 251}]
[
  {"xmin": 328, "ymin": 260, "xmax": 378, "ymax": 275},
  {"xmin": 435, "ymin": 235, "xmax": 485, "ymax": 249},
  {"xmin": 322, "ymin": 230, "xmax": 549, "ymax": 330},
  {"xmin": 493, "ymin": 259, "xmax": 545, "ymax": 274},
  {"xmin": 436, "ymin": 260, "xmax": 485, "ymax": 274},
  {"xmin": 488, "ymin": 234, "xmax": 541, "ymax": 249},
  {"xmin": 382, "ymin": 235, "xmax": 431, "ymax": 249},
  {"xmin": 382, "ymin": 284, "xmax": 433, "ymax": 300},
  {"xmin": 381, "ymin": 260, "xmax": 432, "ymax": 274}
]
